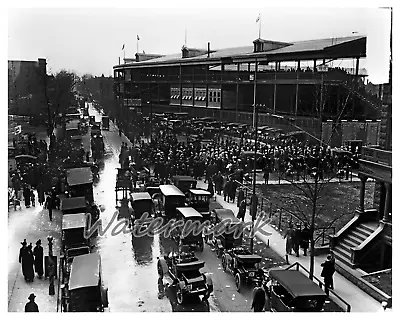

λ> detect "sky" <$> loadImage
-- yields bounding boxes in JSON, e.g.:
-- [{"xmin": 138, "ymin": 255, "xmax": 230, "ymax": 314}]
[{"xmin": 7, "ymin": 2, "xmax": 392, "ymax": 84}]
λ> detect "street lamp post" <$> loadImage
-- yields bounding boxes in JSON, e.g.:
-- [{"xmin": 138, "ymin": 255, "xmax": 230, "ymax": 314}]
[
  {"xmin": 250, "ymin": 60, "xmax": 258, "ymax": 254},
  {"xmin": 47, "ymin": 236, "xmax": 55, "ymax": 295}
]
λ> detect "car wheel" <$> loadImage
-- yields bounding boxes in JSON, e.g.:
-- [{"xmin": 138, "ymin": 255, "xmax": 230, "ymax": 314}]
[
  {"xmin": 222, "ymin": 255, "xmax": 227, "ymax": 272},
  {"xmin": 235, "ymin": 273, "xmax": 242, "ymax": 292},
  {"xmin": 176, "ymin": 287, "xmax": 184, "ymax": 305}
]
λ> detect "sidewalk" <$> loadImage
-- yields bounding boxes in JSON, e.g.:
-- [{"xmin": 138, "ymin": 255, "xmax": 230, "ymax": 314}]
[
  {"xmin": 8, "ymin": 199, "xmax": 62, "ymax": 312},
  {"xmin": 196, "ymin": 180, "xmax": 382, "ymax": 312}
]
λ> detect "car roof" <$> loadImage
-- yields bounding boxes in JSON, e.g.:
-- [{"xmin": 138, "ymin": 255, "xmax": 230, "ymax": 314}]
[
  {"xmin": 189, "ymin": 189, "xmax": 211, "ymax": 196},
  {"xmin": 213, "ymin": 209, "xmax": 238, "ymax": 221},
  {"xmin": 61, "ymin": 196, "xmax": 87, "ymax": 211},
  {"xmin": 175, "ymin": 260, "xmax": 205, "ymax": 270},
  {"xmin": 159, "ymin": 185, "xmax": 185, "ymax": 197},
  {"xmin": 130, "ymin": 192, "xmax": 152, "ymax": 201},
  {"xmin": 62, "ymin": 213, "xmax": 87, "ymax": 230},
  {"xmin": 268, "ymin": 270, "xmax": 326, "ymax": 298},
  {"xmin": 66, "ymin": 167, "xmax": 93, "ymax": 186},
  {"xmin": 176, "ymin": 207, "xmax": 202, "ymax": 218},
  {"xmin": 69, "ymin": 253, "xmax": 100, "ymax": 291},
  {"xmin": 172, "ymin": 175, "xmax": 196, "ymax": 182}
]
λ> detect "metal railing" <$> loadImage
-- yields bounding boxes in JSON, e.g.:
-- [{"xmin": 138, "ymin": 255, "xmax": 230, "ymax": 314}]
[
  {"xmin": 285, "ymin": 262, "xmax": 351, "ymax": 312},
  {"xmin": 235, "ymin": 179, "xmax": 336, "ymax": 247}
]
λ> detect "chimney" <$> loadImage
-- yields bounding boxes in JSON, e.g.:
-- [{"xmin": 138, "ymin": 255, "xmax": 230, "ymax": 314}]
[{"xmin": 207, "ymin": 42, "xmax": 210, "ymax": 58}]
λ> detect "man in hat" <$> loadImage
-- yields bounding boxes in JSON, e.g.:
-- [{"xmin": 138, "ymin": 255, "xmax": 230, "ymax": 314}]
[
  {"xmin": 292, "ymin": 223, "xmax": 302, "ymax": 257},
  {"xmin": 33, "ymin": 240, "xmax": 44, "ymax": 279},
  {"xmin": 24, "ymin": 244, "xmax": 35, "ymax": 282},
  {"xmin": 19, "ymin": 239, "xmax": 28, "ymax": 278},
  {"xmin": 25, "ymin": 293, "xmax": 39, "ymax": 312},
  {"xmin": 321, "ymin": 254, "xmax": 335, "ymax": 295}
]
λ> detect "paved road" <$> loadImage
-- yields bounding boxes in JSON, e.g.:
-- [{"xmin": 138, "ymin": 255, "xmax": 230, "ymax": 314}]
[{"xmin": 88, "ymin": 104, "xmax": 257, "ymax": 312}]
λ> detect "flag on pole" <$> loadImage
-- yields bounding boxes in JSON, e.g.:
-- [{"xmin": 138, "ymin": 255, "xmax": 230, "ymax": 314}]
[
  {"xmin": 137, "ymin": 35, "xmax": 140, "ymax": 41},
  {"xmin": 122, "ymin": 44, "xmax": 125, "ymax": 50},
  {"xmin": 256, "ymin": 14, "xmax": 260, "ymax": 23}
]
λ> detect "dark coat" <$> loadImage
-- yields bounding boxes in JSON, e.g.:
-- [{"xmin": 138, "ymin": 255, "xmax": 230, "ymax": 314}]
[
  {"xmin": 252, "ymin": 287, "xmax": 266, "ymax": 312},
  {"xmin": 25, "ymin": 301, "xmax": 39, "ymax": 312},
  {"xmin": 321, "ymin": 259, "xmax": 335, "ymax": 278},
  {"xmin": 237, "ymin": 189, "xmax": 245, "ymax": 208},
  {"xmin": 33, "ymin": 245, "xmax": 44, "ymax": 276},
  {"xmin": 22, "ymin": 249, "xmax": 35, "ymax": 280}
]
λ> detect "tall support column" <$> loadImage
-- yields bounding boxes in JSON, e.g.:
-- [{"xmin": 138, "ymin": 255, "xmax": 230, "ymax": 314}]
[
  {"xmin": 295, "ymin": 73, "xmax": 299, "ymax": 117},
  {"xmin": 313, "ymin": 59, "xmax": 317, "ymax": 72},
  {"xmin": 383, "ymin": 183, "xmax": 391, "ymax": 222},
  {"xmin": 297, "ymin": 60, "xmax": 301, "ymax": 71},
  {"xmin": 355, "ymin": 58, "xmax": 360, "ymax": 77},
  {"xmin": 273, "ymin": 74, "xmax": 277, "ymax": 114},
  {"xmin": 359, "ymin": 175, "xmax": 367, "ymax": 211},
  {"xmin": 236, "ymin": 63, "xmax": 239, "ymax": 122},
  {"xmin": 179, "ymin": 64, "xmax": 182, "ymax": 112}
]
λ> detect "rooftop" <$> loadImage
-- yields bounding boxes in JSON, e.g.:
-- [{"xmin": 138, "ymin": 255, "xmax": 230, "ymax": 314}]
[{"xmin": 114, "ymin": 35, "xmax": 366, "ymax": 69}]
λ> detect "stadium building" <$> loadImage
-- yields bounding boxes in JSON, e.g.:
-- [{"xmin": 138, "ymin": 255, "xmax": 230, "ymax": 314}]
[{"xmin": 113, "ymin": 35, "xmax": 383, "ymax": 146}]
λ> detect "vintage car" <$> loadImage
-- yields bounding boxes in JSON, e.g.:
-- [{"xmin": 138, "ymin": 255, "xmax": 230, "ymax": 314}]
[
  {"xmin": 267, "ymin": 269, "xmax": 327, "ymax": 312},
  {"xmin": 187, "ymin": 189, "xmax": 212, "ymax": 220},
  {"xmin": 101, "ymin": 116, "xmax": 110, "ymax": 130},
  {"xmin": 61, "ymin": 196, "xmax": 87, "ymax": 215},
  {"xmin": 130, "ymin": 192, "xmax": 154, "ymax": 220},
  {"xmin": 221, "ymin": 246, "xmax": 263, "ymax": 292},
  {"xmin": 157, "ymin": 185, "xmax": 186, "ymax": 219},
  {"xmin": 66, "ymin": 167, "xmax": 94, "ymax": 203},
  {"xmin": 62, "ymin": 213, "xmax": 90, "ymax": 253},
  {"xmin": 208, "ymin": 209, "xmax": 243, "ymax": 257},
  {"xmin": 115, "ymin": 168, "xmax": 133, "ymax": 204},
  {"xmin": 174, "ymin": 207, "xmax": 204, "ymax": 251},
  {"xmin": 164, "ymin": 247, "xmax": 208, "ymax": 305},
  {"xmin": 91, "ymin": 123, "xmax": 101, "ymax": 137},
  {"xmin": 172, "ymin": 175, "xmax": 197, "ymax": 195},
  {"xmin": 62, "ymin": 253, "xmax": 108, "ymax": 312}
]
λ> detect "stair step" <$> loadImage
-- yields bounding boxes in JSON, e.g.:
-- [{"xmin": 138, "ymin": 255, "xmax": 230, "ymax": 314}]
[
  {"xmin": 358, "ymin": 223, "xmax": 378, "ymax": 234},
  {"xmin": 342, "ymin": 237, "xmax": 360, "ymax": 248},
  {"xmin": 333, "ymin": 246, "xmax": 352, "ymax": 261},
  {"xmin": 332, "ymin": 249, "xmax": 353, "ymax": 267},
  {"xmin": 349, "ymin": 229, "xmax": 369, "ymax": 242},
  {"xmin": 337, "ymin": 242, "xmax": 352, "ymax": 253}
]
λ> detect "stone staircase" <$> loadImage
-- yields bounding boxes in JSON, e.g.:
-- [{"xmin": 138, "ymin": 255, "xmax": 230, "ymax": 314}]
[{"xmin": 332, "ymin": 222, "xmax": 379, "ymax": 268}]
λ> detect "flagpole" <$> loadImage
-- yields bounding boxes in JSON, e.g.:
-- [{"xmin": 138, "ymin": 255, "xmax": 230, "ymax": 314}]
[
  {"xmin": 137, "ymin": 37, "xmax": 139, "ymax": 54},
  {"xmin": 259, "ymin": 15, "xmax": 261, "ymax": 39}
]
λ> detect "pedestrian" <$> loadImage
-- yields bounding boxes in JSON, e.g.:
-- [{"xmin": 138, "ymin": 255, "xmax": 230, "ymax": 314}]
[
  {"xmin": 23, "ymin": 184, "xmax": 31, "ymax": 208},
  {"xmin": 19, "ymin": 239, "xmax": 27, "ymax": 278},
  {"xmin": 202, "ymin": 273, "xmax": 214, "ymax": 302},
  {"xmin": 30, "ymin": 188, "xmax": 35, "ymax": 207},
  {"xmin": 237, "ymin": 187, "xmax": 244, "ymax": 208},
  {"xmin": 44, "ymin": 193, "xmax": 54, "ymax": 221},
  {"xmin": 207, "ymin": 178, "xmax": 214, "ymax": 197},
  {"xmin": 237, "ymin": 200, "xmax": 246, "ymax": 221},
  {"xmin": 251, "ymin": 285, "xmax": 266, "ymax": 312},
  {"xmin": 283, "ymin": 223, "xmax": 294, "ymax": 255},
  {"xmin": 321, "ymin": 254, "xmax": 335, "ymax": 294},
  {"xmin": 223, "ymin": 178, "xmax": 231, "ymax": 202},
  {"xmin": 25, "ymin": 293, "xmax": 39, "ymax": 312},
  {"xmin": 300, "ymin": 224, "xmax": 311, "ymax": 256},
  {"xmin": 263, "ymin": 168, "xmax": 270, "ymax": 185},
  {"xmin": 292, "ymin": 223, "xmax": 302, "ymax": 257},
  {"xmin": 24, "ymin": 244, "xmax": 35, "ymax": 282},
  {"xmin": 37, "ymin": 183, "xmax": 45, "ymax": 206},
  {"xmin": 33, "ymin": 240, "xmax": 44, "ymax": 279}
]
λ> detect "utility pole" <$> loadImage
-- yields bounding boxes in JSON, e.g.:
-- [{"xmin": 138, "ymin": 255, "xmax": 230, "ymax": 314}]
[{"xmin": 250, "ymin": 60, "xmax": 258, "ymax": 254}]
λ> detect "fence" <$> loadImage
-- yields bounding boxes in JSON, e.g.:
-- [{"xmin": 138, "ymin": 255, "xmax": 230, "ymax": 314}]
[
  {"xmin": 285, "ymin": 262, "xmax": 351, "ymax": 312},
  {"xmin": 235, "ymin": 180, "xmax": 335, "ymax": 248}
]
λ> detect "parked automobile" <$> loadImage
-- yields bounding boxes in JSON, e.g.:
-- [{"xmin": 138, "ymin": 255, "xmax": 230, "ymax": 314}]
[
  {"xmin": 221, "ymin": 246, "xmax": 263, "ymax": 292},
  {"xmin": 164, "ymin": 246, "xmax": 208, "ymax": 305}
]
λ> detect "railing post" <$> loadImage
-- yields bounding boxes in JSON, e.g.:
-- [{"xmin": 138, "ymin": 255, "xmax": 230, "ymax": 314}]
[
  {"xmin": 322, "ymin": 230, "xmax": 325, "ymax": 247},
  {"xmin": 269, "ymin": 203, "xmax": 272, "ymax": 219}
]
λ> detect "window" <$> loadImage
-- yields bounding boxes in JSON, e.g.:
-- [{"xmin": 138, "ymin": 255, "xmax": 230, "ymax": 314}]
[
  {"xmin": 217, "ymin": 91, "xmax": 221, "ymax": 97},
  {"xmin": 209, "ymin": 96, "xmax": 212, "ymax": 102}
]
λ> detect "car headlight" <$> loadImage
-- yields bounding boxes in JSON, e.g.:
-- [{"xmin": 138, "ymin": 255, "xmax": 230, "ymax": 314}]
[
  {"xmin": 248, "ymin": 272, "xmax": 254, "ymax": 277},
  {"xmin": 186, "ymin": 284, "xmax": 192, "ymax": 291}
]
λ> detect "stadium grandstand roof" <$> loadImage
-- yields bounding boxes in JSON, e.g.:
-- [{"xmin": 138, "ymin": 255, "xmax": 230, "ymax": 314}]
[{"xmin": 114, "ymin": 35, "xmax": 366, "ymax": 69}]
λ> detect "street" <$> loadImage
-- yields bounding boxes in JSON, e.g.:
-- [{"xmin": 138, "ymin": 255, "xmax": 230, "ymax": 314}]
[{"xmin": 88, "ymin": 104, "xmax": 255, "ymax": 312}]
